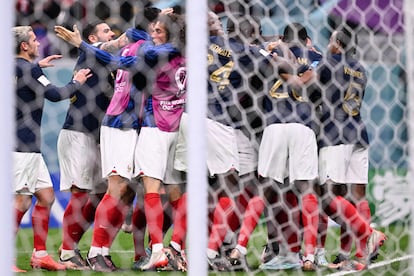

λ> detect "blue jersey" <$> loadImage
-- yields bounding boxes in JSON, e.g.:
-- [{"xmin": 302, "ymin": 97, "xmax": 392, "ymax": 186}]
[
  {"xmin": 207, "ymin": 36, "xmax": 275, "ymax": 132},
  {"xmin": 62, "ymin": 43, "xmax": 113, "ymax": 141},
  {"xmin": 263, "ymin": 45, "xmax": 323, "ymax": 133},
  {"xmin": 15, "ymin": 57, "xmax": 80, "ymax": 152},
  {"xmin": 317, "ymin": 53, "xmax": 368, "ymax": 147}
]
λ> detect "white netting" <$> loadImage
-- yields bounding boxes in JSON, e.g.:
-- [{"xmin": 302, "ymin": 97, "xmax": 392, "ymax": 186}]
[
  {"xmin": 14, "ymin": 0, "xmax": 411, "ymax": 275},
  {"xmin": 205, "ymin": 1, "xmax": 410, "ymax": 275}
]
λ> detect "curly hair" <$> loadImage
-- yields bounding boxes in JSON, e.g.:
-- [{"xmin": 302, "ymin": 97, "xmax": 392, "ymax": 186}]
[{"xmin": 156, "ymin": 13, "xmax": 186, "ymax": 51}]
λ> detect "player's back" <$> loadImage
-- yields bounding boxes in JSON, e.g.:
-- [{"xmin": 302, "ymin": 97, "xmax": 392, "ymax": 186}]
[
  {"xmin": 207, "ymin": 35, "xmax": 272, "ymax": 131},
  {"xmin": 262, "ymin": 44, "xmax": 321, "ymax": 130},
  {"xmin": 317, "ymin": 53, "xmax": 368, "ymax": 147}
]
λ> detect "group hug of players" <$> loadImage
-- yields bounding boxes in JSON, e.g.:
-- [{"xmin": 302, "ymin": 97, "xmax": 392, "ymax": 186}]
[{"xmin": 13, "ymin": 1, "xmax": 386, "ymax": 273}]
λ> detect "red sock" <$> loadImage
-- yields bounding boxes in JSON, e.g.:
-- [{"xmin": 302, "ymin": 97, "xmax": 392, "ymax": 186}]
[
  {"xmin": 340, "ymin": 226, "xmax": 352, "ymax": 253},
  {"xmin": 340, "ymin": 200, "xmax": 369, "ymax": 254},
  {"xmin": 171, "ymin": 193, "xmax": 187, "ymax": 248},
  {"xmin": 236, "ymin": 187, "xmax": 253, "ymax": 213},
  {"xmin": 237, "ymin": 196, "xmax": 264, "ymax": 248},
  {"xmin": 301, "ymin": 193, "xmax": 319, "ymax": 256},
  {"xmin": 91, "ymin": 194, "xmax": 127, "ymax": 248},
  {"xmin": 329, "ymin": 196, "xmax": 372, "ymax": 258},
  {"xmin": 82, "ymin": 200, "xmax": 95, "ymax": 224},
  {"xmin": 82, "ymin": 193, "xmax": 104, "ymax": 224},
  {"xmin": 317, "ymin": 214, "xmax": 328, "ymax": 248},
  {"xmin": 170, "ymin": 198, "xmax": 179, "ymax": 217},
  {"xmin": 356, "ymin": 200, "xmax": 371, "ymax": 222},
  {"xmin": 15, "ymin": 209, "xmax": 25, "ymax": 235},
  {"xmin": 132, "ymin": 203, "xmax": 147, "ymax": 260},
  {"xmin": 32, "ymin": 205, "xmax": 50, "ymax": 251},
  {"xmin": 144, "ymin": 193, "xmax": 164, "ymax": 245},
  {"xmin": 167, "ymin": 199, "xmax": 179, "ymax": 234},
  {"xmin": 339, "ymin": 199, "xmax": 358, "ymax": 254},
  {"xmin": 62, "ymin": 192, "xmax": 89, "ymax": 250},
  {"xmin": 264, "ymin": 190, "xmax": 281, "ymax": 252},
  {"xmin": 356, "ymin": 199, "xmax": 371, "ymax": 256},
  {"xmin": 208, "ymin": 197, "xmax": 234, "ymax": 251},
  {"xmin": 109, "ymin": 199, "xmax": 129, "ymax": 246},
  {"xmin": 279, "ymin": 190, "xmax": 301, "ymax": 253},
  {"xmin": 227, "ymin": 208, "xmax": 240, "ymax": 233}
]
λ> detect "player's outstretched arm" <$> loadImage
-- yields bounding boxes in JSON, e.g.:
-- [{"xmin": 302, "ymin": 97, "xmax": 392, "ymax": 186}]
[
  {"xmin": 160, "ymin": 7, "xmax": 174, "ymax": 15},
  {"xmin": 54, "ymin": 25, "xmax": 82, "ymax": 48},
  {"xmin": 43, "ymin": 68, "xmax": 92, "ymax": 102},
  {"xmin": 56, "ymin": 25, "xmax": 138, "ymax": 70},
  {"xmin": 38, "ymin": 54, "xmax": 63, "ymax": 68},
  {"xmin": 100, "ymin": 33, "xmax": 129, "ymax": 53}
]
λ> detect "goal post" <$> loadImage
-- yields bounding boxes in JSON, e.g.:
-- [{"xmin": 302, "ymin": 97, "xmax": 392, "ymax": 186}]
[
  {"xmin": 3, "ymin": 1, "xmax": 14, "ymax": 275},
  {"xmin": 186, "ymin": 0, "xmax": 208, "ymax": 275},
  {"xmin": 403, "ymin": 0, "xmax": 414, "ymax": 273}
]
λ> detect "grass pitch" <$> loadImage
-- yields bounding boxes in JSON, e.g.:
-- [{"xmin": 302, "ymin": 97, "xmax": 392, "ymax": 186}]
[{"xmin": 15, "ymin": 222, "xmax": 410, "ymax": 275}]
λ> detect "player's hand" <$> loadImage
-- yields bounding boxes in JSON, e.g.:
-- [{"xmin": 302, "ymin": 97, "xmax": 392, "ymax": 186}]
[
  {"xmin": 54, "ymin": 25, "xmax": 82, "ymax": 48},
  {"xmin": 308, "ymin": 46, "xmax": 322, "ymax": 55},
  {"xmin": 73, "ymin": 68, "xmax": 92, "ymax": 85},
  {"xmin": 160, "ymin": 7, "xmax": 174, "ymax": 15},
  {"xmin": 116, "ymin": 33, "xmax": 129, "ymax": 49},
  {"xmin": 266, "ymin": 40, "xmax": 281, "ymax": 52},
  {"xmin": 38, "ymin": 54, "xmax": 63, "ymax": 68}
]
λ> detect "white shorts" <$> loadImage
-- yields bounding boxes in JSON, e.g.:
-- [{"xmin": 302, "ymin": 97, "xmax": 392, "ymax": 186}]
[
  {"xmin": 319, "ymin": 144, "xmax": 368, "ymax": 185},
  {"xmin": 235, "ymin": 129, "xmax": 258, "ymax": 176},
  {"xmin": 258, "ymin": 123, "xmax": 318, "ymax": 183},
  {"xmin": 58, "ymin": 129, "xmax": 107, "ymax": 193},
  {"xmin": 100, "ymin": 126, "xmax": 139, "ymax": 180},
  {"xmin": 174, "ymin": 113, "xmax": 239, "ymax": 176},
  {"xmin": 13, "ymin": 152, "xmax": 53, "ymax": 195},
  {"xmin": 136, "ymin": 127, "xmax": 185, "ymax": 184}
]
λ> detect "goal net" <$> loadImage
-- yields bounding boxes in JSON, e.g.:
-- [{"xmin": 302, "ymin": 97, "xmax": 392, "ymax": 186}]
[
  {"xmin": 205, "ymin": 0, "xmax": 411, "ymax": 275},
  {"xmin": 13, "ymin": 0, "xmax": 412, "ymax": 275}
]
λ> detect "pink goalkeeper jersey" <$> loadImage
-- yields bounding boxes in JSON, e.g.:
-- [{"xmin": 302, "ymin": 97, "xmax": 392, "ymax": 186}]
[
  {"xmin": 152, "ymin": 55, "xmax": 186, "ymax": 132},
  {"xmin": 106, "ymin": 40, "xmax": 145, "ymax": 116}
]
